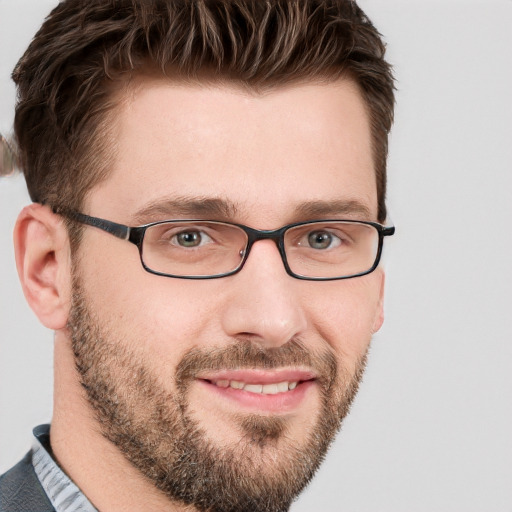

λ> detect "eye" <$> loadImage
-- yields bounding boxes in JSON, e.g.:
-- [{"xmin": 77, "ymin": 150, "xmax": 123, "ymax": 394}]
[
  {"xmin": 305, "ymin": 230, "xmax": 342, "ymax": 250},
  {"xmin": 172, "ymin": 230, "xmax": 213, "ymax": 248}
]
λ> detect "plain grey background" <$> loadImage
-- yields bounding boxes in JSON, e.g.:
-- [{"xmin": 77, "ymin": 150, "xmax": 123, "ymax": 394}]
[{"xmin": 1, "ymin": 1, "xmax": 511, "ymax": 510}]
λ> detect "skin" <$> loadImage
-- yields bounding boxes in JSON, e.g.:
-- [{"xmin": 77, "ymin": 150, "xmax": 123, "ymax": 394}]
[{"xmin": 14, "ymin": 77, "xmax": 385, "ymax": 511}]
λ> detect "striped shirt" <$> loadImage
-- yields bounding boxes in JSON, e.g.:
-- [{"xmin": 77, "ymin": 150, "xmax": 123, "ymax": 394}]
[{"xmin": 31, "ymin": 425, "xmax": 98, "ymax": 512}]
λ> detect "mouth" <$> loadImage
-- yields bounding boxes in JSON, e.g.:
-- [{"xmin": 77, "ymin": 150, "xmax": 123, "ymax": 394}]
[
  {"xmin": 207, "ymin": 378, "xmax": 300, "ymax": 394},
  {"xmin": 196, "ymin": 369, "xmax": 318, "ymax": 413}
]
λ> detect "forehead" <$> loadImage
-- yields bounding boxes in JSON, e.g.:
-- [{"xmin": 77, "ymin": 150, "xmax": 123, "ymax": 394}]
[{"xmin": 88, "ymin": 77, "xmax": 377, "ymax": 225}]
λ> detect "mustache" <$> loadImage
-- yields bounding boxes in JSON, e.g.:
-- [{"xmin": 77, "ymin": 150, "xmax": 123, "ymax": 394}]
[{"xmin": 175, "ymin": 339, "xmax": 338, "ymax": 390}]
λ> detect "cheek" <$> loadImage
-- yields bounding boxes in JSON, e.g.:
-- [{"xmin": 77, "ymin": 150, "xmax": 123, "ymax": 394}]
[
  {"xmin": 310, "ymin": 274, "xmax": 382, "ymax": 366},
  {"xmin": 76, "ymin": 240, "xmax": 222, "ymax": 366},
  {"xmin": 139, "ymin": 281, "xmax": 223, "ymax": 362}
]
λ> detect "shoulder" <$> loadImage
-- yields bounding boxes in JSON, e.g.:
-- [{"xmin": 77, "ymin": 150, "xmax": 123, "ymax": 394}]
[{"xmin": 0, "ymin": 452, "xmax": 55, "ymax": 512}]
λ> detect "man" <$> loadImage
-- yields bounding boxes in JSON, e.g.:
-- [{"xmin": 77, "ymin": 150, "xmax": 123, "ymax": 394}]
[{"xmin": 0, "ymin": 1, "xmax": 395, "ymax": 511}]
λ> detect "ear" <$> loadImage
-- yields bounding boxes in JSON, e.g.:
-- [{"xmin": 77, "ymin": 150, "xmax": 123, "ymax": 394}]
[
  {"xmin": 371, "ymin": 271, "xmax": 386, "ymax": 334},
  {"xmin": 14, "ymin": 203, "xmax": 72, "ymax": 330}
]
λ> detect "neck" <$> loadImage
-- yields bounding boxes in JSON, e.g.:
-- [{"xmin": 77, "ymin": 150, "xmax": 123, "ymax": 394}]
[{"xmin": 51, "ymin": 331, "xmax": 194, "ymax": 512}]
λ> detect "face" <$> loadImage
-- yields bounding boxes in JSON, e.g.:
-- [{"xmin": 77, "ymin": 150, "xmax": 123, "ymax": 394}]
[{"xmin": 69, "ymin": 77, "xmax": 385, "ymax": 511}]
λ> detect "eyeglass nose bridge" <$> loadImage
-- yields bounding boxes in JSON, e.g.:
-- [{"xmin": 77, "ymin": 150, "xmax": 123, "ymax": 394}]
[{"xmin": 238, "ymin": 225, "xmax": 292, "ymax": 277}]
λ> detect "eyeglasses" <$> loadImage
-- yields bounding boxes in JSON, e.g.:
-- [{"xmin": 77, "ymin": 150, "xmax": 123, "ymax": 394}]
[{"xmin": 56, "ymin": 209, "xmax": 395, "ymax": 281}]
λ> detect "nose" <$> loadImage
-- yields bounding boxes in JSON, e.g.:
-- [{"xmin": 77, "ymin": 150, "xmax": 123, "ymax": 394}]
[{"xmin": 220, "ymin": 239, "xmax": 308, "ymax": 348}]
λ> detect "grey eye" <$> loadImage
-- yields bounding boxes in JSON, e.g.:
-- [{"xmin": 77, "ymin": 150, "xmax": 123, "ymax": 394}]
[
  {"xmin": 175, "ymin": 231, "xmax": 204, "ymax": 247},
  {"xmin": 307, "ymin": 231, "xmax": 338, "ymax": 250}
]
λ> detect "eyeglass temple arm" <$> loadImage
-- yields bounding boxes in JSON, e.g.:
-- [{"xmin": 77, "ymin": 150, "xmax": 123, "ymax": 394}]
[
  {"xmin": 54, "ymin": 209, "xmax": 131, "ymax": 240},
  {"xmin": 54, "ymin": 208, "xmax": 396, "ymax": 242}
]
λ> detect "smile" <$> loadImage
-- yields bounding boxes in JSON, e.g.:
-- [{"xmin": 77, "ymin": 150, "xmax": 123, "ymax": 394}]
[
  {"xmin": 209, "ymin": 379, "xmax": 299, "ymax": 394},
  {"xmin": 196, "ymin": 369, "xmax": 318, "ymax": 413}
]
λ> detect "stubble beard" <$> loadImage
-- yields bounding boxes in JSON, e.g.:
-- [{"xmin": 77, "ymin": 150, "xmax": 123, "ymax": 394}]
[{"xmin": 68, "ymin": 276, "xmax": 368, "ymax": 512}]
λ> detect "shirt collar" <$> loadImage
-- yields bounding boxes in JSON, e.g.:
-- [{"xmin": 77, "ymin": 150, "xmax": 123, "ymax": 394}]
[{"xmin": 31, "ymin": 424, "xmax": 98, "ymax": 512}]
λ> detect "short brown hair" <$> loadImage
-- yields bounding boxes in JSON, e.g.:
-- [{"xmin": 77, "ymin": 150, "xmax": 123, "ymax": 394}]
[{"xmin": 12, "ymin": 0, "xmax": 394, "ymax": 222}]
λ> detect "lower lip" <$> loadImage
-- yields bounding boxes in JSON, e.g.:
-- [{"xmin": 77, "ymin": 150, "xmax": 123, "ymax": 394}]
[{"xmin": 198, "ymin": 380, "xmax": 315, "ymax": 413}]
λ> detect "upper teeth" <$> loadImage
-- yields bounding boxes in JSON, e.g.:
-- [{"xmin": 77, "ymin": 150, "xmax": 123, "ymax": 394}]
[{"xmin": 212, "ymin": 380, "xmax": 299, "ymax": 394}]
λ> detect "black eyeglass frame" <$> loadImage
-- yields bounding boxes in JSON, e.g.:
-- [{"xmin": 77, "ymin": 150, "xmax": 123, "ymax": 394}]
[{"xmin": 55, "ymin": 208, "xmax": 395, "ymax": 281}]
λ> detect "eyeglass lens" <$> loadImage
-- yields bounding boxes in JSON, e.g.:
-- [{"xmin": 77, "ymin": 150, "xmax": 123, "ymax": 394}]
[{"xmin": 140, "ymin": 220, "xmax": 379, "ymax": 279}]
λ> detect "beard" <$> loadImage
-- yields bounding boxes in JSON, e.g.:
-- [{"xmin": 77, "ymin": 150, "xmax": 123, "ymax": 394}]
[{"xmin": 68, "ymin": 276, "xmax": 368, "ymax": 512}]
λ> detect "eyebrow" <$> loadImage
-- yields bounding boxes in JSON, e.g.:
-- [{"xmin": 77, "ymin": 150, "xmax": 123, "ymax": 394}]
[
  {"xmin": 293, "ymin": 199, "xmax": 373, "ymax": 220},
  {"xmin": 131, "ymin": 196, "xmax": 373, "ymax": 225},
  {"xmin": 132, "ymin": 196, "xmax": 239, "ymax": 224}
]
